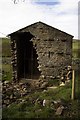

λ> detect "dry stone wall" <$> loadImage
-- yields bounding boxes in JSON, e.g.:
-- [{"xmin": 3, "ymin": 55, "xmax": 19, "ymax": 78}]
[
  {"xmin": 10, "ymin": 37, "xmax": 18, "ymax": 81},
  {"xmin": 10, "ymin": 22, "xmax": 73, "ymax": 80},
  {"xmin": 21, "ymin": 23, "xmax": 72, "ymax": 79}
]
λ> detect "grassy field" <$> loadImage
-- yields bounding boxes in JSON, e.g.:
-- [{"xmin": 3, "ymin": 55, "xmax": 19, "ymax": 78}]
[
  {"xmin": 2, "ymin": 38, "xmax": 80, "ymax": 119},
  {"xmin": 72, "ymin": 39, "xmax": 80, "ymax": 49},
  {"xmin": 72, "ymin": 40, "xmax": 80, "ymax": 58},
  {"xmin": 2, "ymin": 38, "xmax": 12, "ymax": 81},
  {"xmin": 2, "ymin": 38, "xmax": 11, "ymax": 57}
]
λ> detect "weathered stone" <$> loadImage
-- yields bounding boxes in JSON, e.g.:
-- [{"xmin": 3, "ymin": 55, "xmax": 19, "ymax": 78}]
[
  {"xmin": 55, "ymin": 105, "xmax": 64, "ymax": 115},
  {"xmin": 59, "ymin": 82, "xmax": 65, "ymax": 86},
  {"xmin": 8, "ymin": 21, "xmax": 73, "ymax": 81},
  {"xmin": 4, "ymin": 81, "xmax": 9, "ymax": 84},
  {"xmin": 43, "ymin": 99, "xmax": 51, "ymax": 107},
  {"xmin": 47, "ymin": 86, "xmax": 58, "ymax": 90},
  {"xmin": 40, "ymin": 82, "xmax": 48, "ymax": 89},
  {"xmin": 10, "ymin": 95, "xmax": 13, "ymax": 99},
  {"xmin": 53, "ymin": 100, "xmax": 62, "ymax": 110}
]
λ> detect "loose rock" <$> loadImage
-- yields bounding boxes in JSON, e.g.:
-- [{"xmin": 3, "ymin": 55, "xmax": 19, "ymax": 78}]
[{"xmin": 55, "ymin": 105, "xmax": 64, "ymax": 115}]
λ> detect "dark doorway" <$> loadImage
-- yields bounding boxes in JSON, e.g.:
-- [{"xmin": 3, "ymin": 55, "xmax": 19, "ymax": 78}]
[{"xmin": 16, "ymin": 32, "xmax": 40, "ymax": 79}]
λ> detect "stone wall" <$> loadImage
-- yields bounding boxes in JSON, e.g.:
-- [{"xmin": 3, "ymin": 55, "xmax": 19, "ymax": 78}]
[
  {"xmin": 10, "ymin": 22, "xmax": 73, "ymax": 80},
  {"xmin": 10, "ymin": 36, "xmax": 18, "ymax": 81}
]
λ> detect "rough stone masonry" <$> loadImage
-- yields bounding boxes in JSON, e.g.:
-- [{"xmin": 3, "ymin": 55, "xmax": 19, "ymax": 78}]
[{"xmin": 8, "ymin": 21, "xmax": 73, "ymax": 81}]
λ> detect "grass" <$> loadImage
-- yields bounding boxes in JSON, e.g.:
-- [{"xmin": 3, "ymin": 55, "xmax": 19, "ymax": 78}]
[
  {"xmin": 72, "ymin": 40, "xmax": 80, "ymax": 50},
  {"xmin": 72, "ymin": 40, "xmax": 80, "ymax": 58},
  {"xmin": 2, "ymin": 38, "xmax": 12, "ymax": 81},
  {"xmin": 2, "ymin": 38, "xmax": 11, "ymax": 57},
  {"xmin": 2, "ymin": 64, "xmax": 12, "ymax": 81}
]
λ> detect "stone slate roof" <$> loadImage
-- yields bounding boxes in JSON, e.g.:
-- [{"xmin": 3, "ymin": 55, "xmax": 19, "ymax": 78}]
[{"xmin": 8, "ymin": 21, "xmax": 74, "ymax": 38}]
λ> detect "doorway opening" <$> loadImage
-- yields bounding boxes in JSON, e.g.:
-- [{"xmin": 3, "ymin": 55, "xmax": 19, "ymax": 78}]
[{"xmin": 16, "ymin": 32, "xmax": 40, "ymax": 80}]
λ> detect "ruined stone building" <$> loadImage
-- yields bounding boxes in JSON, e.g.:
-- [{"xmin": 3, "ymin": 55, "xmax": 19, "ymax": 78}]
[{"xmin": 8, "ymin": 22, "xmax": 73, "ymax": 81}]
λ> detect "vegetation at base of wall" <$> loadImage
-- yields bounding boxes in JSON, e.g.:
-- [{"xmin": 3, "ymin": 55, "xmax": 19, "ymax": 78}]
[{"xmin": 2, "ymin": 77, "xmax": 79, "ymax": 119}]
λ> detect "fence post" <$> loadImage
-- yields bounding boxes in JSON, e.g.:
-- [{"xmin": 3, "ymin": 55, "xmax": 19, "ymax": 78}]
[{"xmin": 71, "ymin": 69, "xmax": 75, "ymax": 100}]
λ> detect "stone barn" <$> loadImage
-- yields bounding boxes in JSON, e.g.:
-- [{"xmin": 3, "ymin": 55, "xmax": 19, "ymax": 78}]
[{"xmin": 8, "ymin": 22, "xmax": 73, "ymax": 81}]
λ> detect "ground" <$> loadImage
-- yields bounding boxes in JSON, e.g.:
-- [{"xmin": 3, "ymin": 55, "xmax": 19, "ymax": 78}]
[{"xmin": 1, "ymin": 38, "xmax": 80, "ymax": 119}]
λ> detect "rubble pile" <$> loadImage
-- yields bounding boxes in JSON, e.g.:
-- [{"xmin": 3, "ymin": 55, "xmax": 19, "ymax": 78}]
[{"xmin": 2, "ymin": 79, "xmax": 49, "ymax": 107}]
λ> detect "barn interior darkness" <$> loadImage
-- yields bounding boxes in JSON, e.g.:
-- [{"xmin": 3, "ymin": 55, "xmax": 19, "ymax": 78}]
[{"xmin": 16, "ymin": 32, "xmax": 40, "ymax": 79}]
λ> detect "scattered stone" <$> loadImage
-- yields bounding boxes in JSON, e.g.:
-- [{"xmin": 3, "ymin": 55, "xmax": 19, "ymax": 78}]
[
  {"xmin": 2, "ymin": 80, "xmax": 32, "ymax": 107},
  {"xmin": 53, "ymin": 100, "xmax": 62, "ymax": 109},
  {"xmin": 43, "ymin": 99, "xmax": 51, "ymax": 107},
  {"xmin": 43, "ymin": 99, "xmax": 46, "ymax": 106},
  {"xmin": 53, "ymin": 100, "xmax": 61, "ymax": 104},
  {"xmin": 4, "ymin": 81, "xmax": 9, "ymax": 84},
  {"xmin": 47, "ymin": 86, "xmax": 58, "ymax": 90},
  {"xmin": 10, "ymin": 95, "xmax": 13, "ymax": 99},
  {"xmin": 42, "ymin": 90, "xmax": 47, "ymax": 93},
  {"xmin": 59, "ymin": 82, "xmax": 65, "ymax": 86},
  {"xmin": 65, "ymin": 80, "xmax": 70, "ymax": 84},
  {"xmin": 40, "ymin": 82, "xmax": 48, "ymax": 89},
  {"xmin": 55, "ymin": 105, "xmax": 64, "ymax": 115}
]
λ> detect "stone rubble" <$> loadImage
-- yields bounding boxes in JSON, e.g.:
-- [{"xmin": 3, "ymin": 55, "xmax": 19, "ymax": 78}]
[
  {"xmin": 2, "ymin": 80, "xmax": 72, "ymax": 117},
  {"xmin": 2, "ymin": 79, "xmax": 49, "ymax": 107},
  {"xmin": 55, "ymin": 105, "xmax": 64, "ymax": 115}
]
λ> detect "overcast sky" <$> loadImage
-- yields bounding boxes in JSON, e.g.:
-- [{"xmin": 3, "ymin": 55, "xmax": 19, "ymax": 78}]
[{"xmin": 0, "ymin": 0, "xmax": 79, "ymax": 38}]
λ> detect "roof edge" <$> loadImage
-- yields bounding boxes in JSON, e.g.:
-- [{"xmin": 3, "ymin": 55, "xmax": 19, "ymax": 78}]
[{"xmin": 7, "ymin": 21, "xmax": 74, "ymax": 38}]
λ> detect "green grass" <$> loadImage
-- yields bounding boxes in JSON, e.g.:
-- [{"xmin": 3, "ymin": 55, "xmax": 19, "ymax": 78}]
[
  {"xmin": 72, "ymin": 40, "xmax": 80, "ymax": 50},
  {"xmin": 2, "ymin": 38, "xmax": 11, "ymax": 57},
  {"xmin": 2, "ymin": 38, "xmax": 12, "ymax": 81},
  {"xmin": 72, "ymin": 40, "xmax": 80, "ymax": 58},
  {"xmin": 2, "ymin": 63, "xmax": 12, "ymax": 81}
]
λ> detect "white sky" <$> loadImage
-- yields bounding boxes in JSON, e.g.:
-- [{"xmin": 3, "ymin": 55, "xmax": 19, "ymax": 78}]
[{"xmin": 0, "ymin": 0, "xmax": 79, "ymax": 38}]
